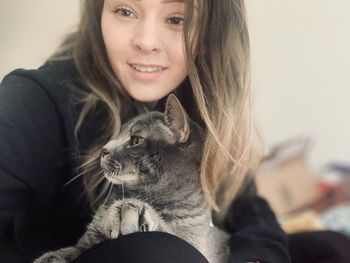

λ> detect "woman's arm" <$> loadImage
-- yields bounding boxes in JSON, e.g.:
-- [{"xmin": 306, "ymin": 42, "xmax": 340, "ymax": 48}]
[
  {"xmin": 0, "ymin": 70, "xmax": 74, "ymax": 261},
  {"xmin": 223, "ymin": 176, "xmax": 291, "ymax": 263}
]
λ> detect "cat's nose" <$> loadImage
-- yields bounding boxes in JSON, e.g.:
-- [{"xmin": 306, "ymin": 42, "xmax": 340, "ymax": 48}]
[
  {"xmin": 100, "ymin": 148, "xmax": 111, "ymax": 170},
  {"xmin": 101, "ymin": 148, "xmax": 110, "ymax": 158}
]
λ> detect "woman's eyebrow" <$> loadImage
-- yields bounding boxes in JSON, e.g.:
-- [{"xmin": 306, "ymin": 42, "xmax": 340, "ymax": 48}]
[
  {"xmin": 162, "ymin": 0, "xmax": 185, "ymax": 3},
  {"xmin": 128, "ymin": 0, "xmax": 185, "ymax": 2}
]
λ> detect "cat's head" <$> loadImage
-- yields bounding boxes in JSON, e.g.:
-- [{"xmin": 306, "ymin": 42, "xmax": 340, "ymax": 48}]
[{"xmin": 100, "ymin": 94, "xmax": 204, "ymax": 188}]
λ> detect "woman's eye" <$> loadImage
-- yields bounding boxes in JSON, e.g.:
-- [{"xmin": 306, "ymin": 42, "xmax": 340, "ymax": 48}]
[
  {"xmin": 113, "ymin": 6, "xmax": 136, "ymax": 18},
  {"xmin": 128, "ymin": 136, "xmax": 144, "ymax": 147},
  {"xmin": 166, "ymin": 15, "xmax": 184, "ymax": 26}
]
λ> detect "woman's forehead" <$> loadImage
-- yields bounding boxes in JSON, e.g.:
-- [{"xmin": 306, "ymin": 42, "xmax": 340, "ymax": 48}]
[{"xmin": 104, "ymin": 0, "xmax": 186, "ymax": 4}]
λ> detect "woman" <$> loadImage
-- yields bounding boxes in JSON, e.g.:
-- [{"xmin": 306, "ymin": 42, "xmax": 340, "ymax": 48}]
[{"xmin": 0, "ymin": 0, "xmax": 291, "ymax": 262}]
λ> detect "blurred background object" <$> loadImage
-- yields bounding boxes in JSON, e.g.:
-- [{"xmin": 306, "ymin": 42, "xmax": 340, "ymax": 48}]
[
  {"xmin": 256, "ymin": 136, "xmax": 350, "ymax": 237},
  {"xmin": 256, "ymin": 136, "xmax": 318, "ymax": 217}
]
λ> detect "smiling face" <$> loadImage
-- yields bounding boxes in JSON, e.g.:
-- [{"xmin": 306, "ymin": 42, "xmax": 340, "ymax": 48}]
[{"xmin": 101, "ymin": 0, "xmax": 189, "ymax": 104}]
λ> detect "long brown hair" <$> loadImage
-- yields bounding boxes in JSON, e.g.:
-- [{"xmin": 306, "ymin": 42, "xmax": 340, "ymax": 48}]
[{"xmin": 52, "ymin": 0, "xmax": 253, "ymax": 220}]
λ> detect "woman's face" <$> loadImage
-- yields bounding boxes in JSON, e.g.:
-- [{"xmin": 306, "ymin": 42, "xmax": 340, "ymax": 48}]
[{"xmin": 101, "ymin": 0, "xmax": 189, "ymax": 104}]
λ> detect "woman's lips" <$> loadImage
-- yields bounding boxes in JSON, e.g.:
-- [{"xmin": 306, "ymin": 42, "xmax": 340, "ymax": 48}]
[
  {"xmin": 130, "ymin": 63, "xmax": 166, "ymax": 72},
  {"xmin": 129, "ymin": 63, "xmax": 167, "ymax": 81}
]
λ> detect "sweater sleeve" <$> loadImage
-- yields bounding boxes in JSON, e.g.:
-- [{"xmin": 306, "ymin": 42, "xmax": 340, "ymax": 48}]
[
  {"xmin": 0, "ymin": 71, "xmax": 68, "ymax": 260},
  {"xmin": 224, "ymin": 177, "xmax": 291, "ymax": 263}
]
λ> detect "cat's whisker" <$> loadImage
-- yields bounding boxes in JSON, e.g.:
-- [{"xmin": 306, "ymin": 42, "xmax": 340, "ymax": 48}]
[
  {"xmin": 111, "ymin": 162, "xmax": 121, "ymax": 172},
  {"xmin": 77, "ymin": 170, "xmax": 106, "ymax": 206},
  {"xmin": 95, "ymin": 171, "xmax": 112, "ymax": 206},
  {"xmin": 94, "ymin": 179, "xmax": 110, "ymax": 205},
  {"xmin": 64, "ymin": 173, "xmax": 84, "ymax": 187},
  {"xmin": 121, "ymin": 174, "xmax": 125, "ymax": 199},
  {"xmin": 78, "ymin": 162, "xmax": 102, "ymax": 177},
  {"xmin": 64, "ymin": 168, "xmax": 95, "ymax": 187},
  {"xmin": 103, "ymin": 179, "xmax": 114, "ymax": 206},
  {"xmin": 89, "ymin": 172, "xmax": 109, "ymax": 206},
  {"xmin": 89, "ymin": 171, "xmax": 106, "ymax": 191}
]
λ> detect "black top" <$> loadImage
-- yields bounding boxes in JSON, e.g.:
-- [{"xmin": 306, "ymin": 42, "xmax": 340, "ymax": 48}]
[{"xmin": 0, "ymin": 60, "xmax": 290, "ymax": 263}]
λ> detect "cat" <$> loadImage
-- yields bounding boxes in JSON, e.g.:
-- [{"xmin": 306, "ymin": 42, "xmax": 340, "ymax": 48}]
[{"xmin": 34, "ymin": 94, "xmax": 229, "ymax": 263}]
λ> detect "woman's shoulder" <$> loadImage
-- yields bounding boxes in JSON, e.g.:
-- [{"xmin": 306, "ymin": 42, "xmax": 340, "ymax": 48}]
[
  {"xmin": 1, "ymin": 58, "xmax": 82, "ymax": 95},
  {"xmin": 0, "ymin": 59, "xmax": 84, "ymax": 151},
  {"xmin": 1, "ymin": 59, "xmax": 85, "ymax": 123}
]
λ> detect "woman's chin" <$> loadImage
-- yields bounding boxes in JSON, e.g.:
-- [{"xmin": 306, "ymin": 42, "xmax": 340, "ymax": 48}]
[{"xmin": 128, "ymin": 90, "xmax": 172, "ymax": 105}]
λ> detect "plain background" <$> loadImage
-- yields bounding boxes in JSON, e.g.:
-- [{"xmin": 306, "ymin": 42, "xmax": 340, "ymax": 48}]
[{"xmin": 1, "ymin": 0, "xmax": 349, "ymax": 172}]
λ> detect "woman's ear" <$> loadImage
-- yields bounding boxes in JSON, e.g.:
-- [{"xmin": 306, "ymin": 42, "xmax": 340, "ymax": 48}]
[{"xmin": 164, "ymin": 94, "xmax": 190, "ymax": 143}]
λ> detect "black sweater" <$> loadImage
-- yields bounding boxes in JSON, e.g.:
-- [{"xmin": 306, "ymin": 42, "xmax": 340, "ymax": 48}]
[{"xmin": 0, "ymin": 60, "xmax": 290, "ymax": 263}]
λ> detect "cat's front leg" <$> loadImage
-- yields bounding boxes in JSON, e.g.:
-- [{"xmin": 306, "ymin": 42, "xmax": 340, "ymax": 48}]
[
  {"xmin": 97, "ymin": 198, "xmax": 172, "ymax": 239},
  {"xmin": 67, "ymin": 199, "xmax": 172, "ymax": 260},
  {"xmin": 33, "ymin": 246, "xmax": 81, "ymax": 263}
]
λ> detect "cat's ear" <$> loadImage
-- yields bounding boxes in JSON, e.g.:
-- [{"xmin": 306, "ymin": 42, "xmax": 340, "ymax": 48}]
[{"xmin": 165, "ymin": 94, "xmax": 190, "ymax": 143}]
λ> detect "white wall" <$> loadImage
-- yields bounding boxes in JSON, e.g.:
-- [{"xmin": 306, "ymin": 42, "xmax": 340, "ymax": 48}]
[
  {"xmin": 246, "ymin": 0, "xmax": 350, "ymax": 170},
  {"xmin": 0, "ymin": 0, "xmax": 79, "ymax": 77},
  {"xmin": 1, "ymin": 0, "xmax": 349, "ymax": 170}
]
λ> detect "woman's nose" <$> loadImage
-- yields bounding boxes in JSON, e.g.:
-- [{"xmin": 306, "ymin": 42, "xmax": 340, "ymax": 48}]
[{"xmin": 132, "ymin": 22, "xmax": 163, "ymax": 54}]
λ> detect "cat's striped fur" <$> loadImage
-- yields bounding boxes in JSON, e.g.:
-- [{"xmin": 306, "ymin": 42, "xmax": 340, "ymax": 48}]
[{"xmin": 35, "ymin": 94, "xmax": 228, "ymax": 263}]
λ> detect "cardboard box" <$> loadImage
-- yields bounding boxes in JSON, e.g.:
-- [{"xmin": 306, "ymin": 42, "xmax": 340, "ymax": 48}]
[{"xmin": 255, "ymin": 137, "xmax": 320, "ymax": 218}]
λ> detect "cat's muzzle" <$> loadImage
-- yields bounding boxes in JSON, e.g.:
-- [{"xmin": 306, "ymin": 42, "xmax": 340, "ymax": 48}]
[
  {"xmin": 103, "ymin": 160, "xmax": 122, "ymax": 174},
  {"xmin": 100, "ymin": 151, "xmax": 123, "ymax": 175}
]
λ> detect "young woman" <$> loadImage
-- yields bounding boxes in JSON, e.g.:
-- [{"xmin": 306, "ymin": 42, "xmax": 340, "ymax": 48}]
[{"xmin": 3, "ymin": 0, "xmax": 342, "ymax": 262}]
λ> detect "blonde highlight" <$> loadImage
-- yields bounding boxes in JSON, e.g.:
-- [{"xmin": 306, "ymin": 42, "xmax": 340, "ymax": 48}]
[{"xmin": 183, "ymin": 0, "xmax": 254, "ymax": 220}]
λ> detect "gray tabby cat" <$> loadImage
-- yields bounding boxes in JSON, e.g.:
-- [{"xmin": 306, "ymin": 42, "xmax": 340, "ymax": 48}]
[{"xmin": 34, "ymin": 94, "xmax": 229, "ymax": 263}]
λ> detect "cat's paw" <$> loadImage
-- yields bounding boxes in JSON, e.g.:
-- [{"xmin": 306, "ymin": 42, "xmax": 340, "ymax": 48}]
[
  {"xmin": 119, "ymin": 200, "xmax": 159, "ymax": 235},
  {"xmin": 101, "ymin": 199, "xmax": 161, "ymax": 239},
  {"xmin": 33, "ymin": 253, "xmax": 67, "ymax": 263},
  {"xmin": 33, "ymin": 247, "xmax": 80, "ymax": 263}
]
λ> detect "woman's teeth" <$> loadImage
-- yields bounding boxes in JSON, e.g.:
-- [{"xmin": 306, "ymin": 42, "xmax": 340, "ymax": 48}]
[{"xmin": 131, "ymin": 64, "xmax": 163, "ymax": 73}]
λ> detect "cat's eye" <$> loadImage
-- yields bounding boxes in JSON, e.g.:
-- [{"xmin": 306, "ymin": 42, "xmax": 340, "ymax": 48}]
[{"xmin": 128, "ymin": 135, "xmax": 144, "ymax": 148}]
